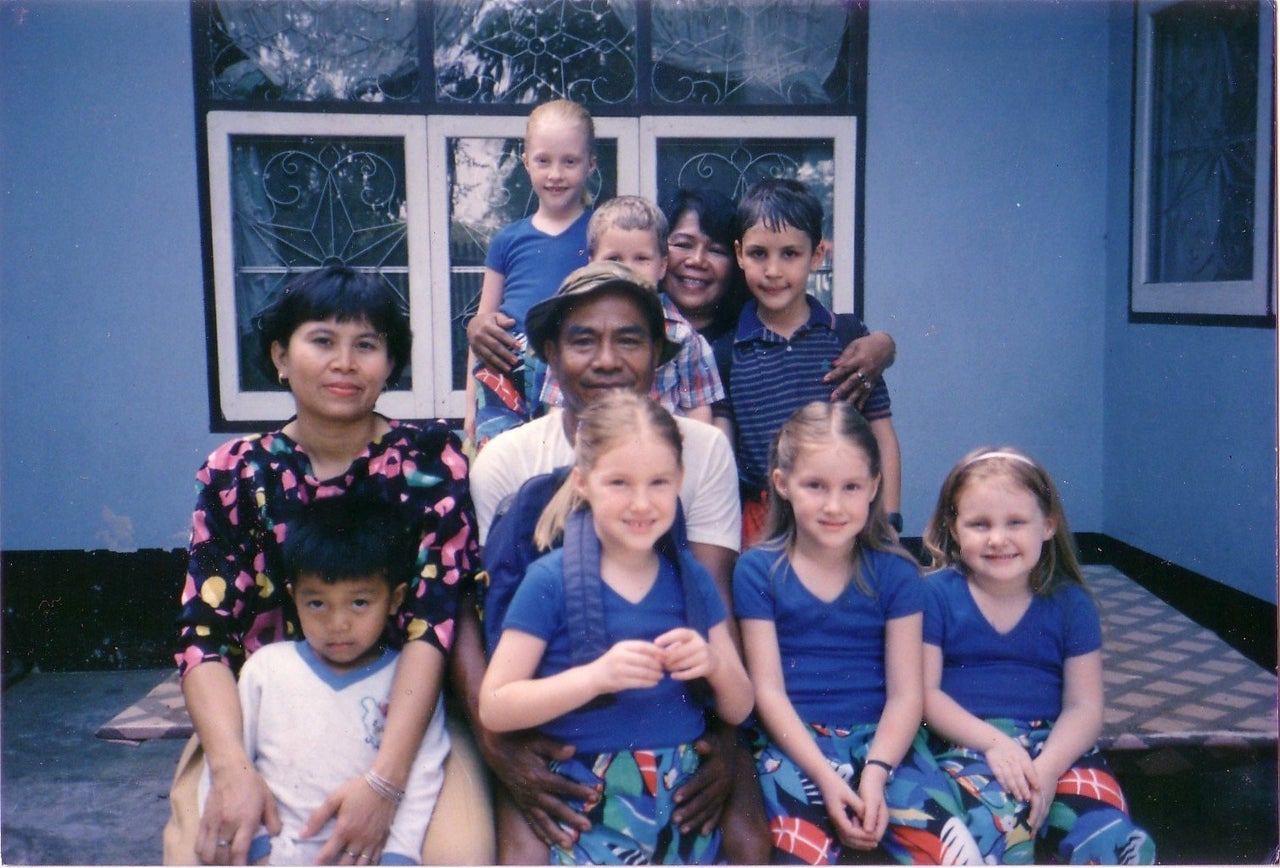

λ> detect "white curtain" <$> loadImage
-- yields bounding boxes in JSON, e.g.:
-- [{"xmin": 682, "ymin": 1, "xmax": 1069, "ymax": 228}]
[
  {"xmin": 648, "ymin": 0, "xmax": 848, "ymax": 103},
  {"xmin": 215, "ymin": 0, "xmax": 417, "ymax": 101}
]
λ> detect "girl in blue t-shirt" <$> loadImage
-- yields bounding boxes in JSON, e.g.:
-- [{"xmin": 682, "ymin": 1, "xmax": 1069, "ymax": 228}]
[
  {"xmin": 921, "ymin": 447, "xmax": 1154, "ymax": 864},
  {"xmin": 465, "ymin": 98, "xmax": 595, "ymax": 448},
  {"xmin": 479, "ymin": 392, "xmax": 753, "ymax": 865},
  {"xmin": 735, "ymin": 402, "xmax": 980, "ymax": 865}
]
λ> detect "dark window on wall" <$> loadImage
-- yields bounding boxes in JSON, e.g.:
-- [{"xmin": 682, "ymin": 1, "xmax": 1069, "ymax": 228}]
[{"xmin": 192, "ymin": 0, "xmax": 868, "ymax": 430}]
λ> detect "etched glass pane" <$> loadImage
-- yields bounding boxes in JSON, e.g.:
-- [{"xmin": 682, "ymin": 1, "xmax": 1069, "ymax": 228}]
[
  {"xmin": 207, "ymin": 0, "xmax": 419, "ymax": 102},
  {"xmin": 446, "ymin": 136, "xmax": 617, "ymax": 388},
  {"xmin": 1148, "ymin": 0, "xmax": 1258, "ymax": 283},
  {"xmin": 229, "ymin": 134, "xmax": 411, "ymax": 391},
  {"xmin": 651, "ymin": 0, "xmax": 855, "ymax": 106},
  {"xmin": 434, "ymin": 0, "xmax": 637, "ymax": 105},
  {"xmin": 656, "ymin": 137, "xmax": 835, "ymax": 305}
]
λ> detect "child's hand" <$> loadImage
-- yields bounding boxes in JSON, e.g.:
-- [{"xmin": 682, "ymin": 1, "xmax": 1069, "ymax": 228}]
[
  {"xmin": 1027, "ymin": 757, "xmax": 1061, "ymax": 832},
  {"xmin": 983, "ymin": 735, "xmax": 1039, "ymax": 804},
  {"xmin": 654, "ymin": 627, "xmax": 714, "ymax": 681},
  {"xmin": 591, "ymin": 640, "xmax": 664, "ymax": 694},
  {"xmin": 817, "ymin": 775, "xmax": 872, "ymax": 850},
  {"xmin": 855, "ymin": 763, "xmax": 891, "ymax": 846}
]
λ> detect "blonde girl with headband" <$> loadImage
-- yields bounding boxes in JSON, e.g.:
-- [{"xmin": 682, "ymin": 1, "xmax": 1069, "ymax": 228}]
[
  {"xmin": 479, "ymin": 392, "xmax": 752, "ymax": 864},
  {"xmin": 466, "ymin": 99, "xmax": 596, "ymax": 448},
  {"xmin": 735, "ymin": 402, "xmax": 981, "ymax": 865},
  {"xmin": 921, "ymin": 448, "xmax": 1154, "ymax": 864}
]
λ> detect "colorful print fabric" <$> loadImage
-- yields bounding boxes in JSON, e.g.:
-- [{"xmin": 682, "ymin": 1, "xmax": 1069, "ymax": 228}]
[
  {"xmin": 755, "ymin": 723, "xmax": 981, "ymax": 865},
  {"xmin": 550, "ymin": 743, "xmax": 721, "ymax": 865},
  {"xmin": 931, "ymin": 719, "xmax": 1155, "ymax": 864},
  {"xmin": 473, "ymin": 333, "xmax": 547, "ymax": 449},
  {"xmin": 176, "ymin": 420, "xmax": 478, "ymax": 678}
]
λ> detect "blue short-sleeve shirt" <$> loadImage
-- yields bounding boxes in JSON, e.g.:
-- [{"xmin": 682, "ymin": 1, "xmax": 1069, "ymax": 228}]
[
  {"xmin": 501, "ymin": 547, "xmax": 727, "ymax": 753},
  {"xmin": 922, "ymin": 567, "xmax": 1102, "ymax": 721},
  {"xmin": 485, "ymin": 211, "xmax": 591, "ymax": 332},
  {"xmin": 714, "ymin": 297, "xmax": 891, "ymax": 491},
  {"xmin": 734, "ymin": 546, "xmax": 922, "ymax": 724}
]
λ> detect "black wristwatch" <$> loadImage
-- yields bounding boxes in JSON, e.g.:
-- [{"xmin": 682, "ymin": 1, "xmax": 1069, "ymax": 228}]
[{"xmin": 863, "ymin": 758, "xmax": 895, "ymax": 782}]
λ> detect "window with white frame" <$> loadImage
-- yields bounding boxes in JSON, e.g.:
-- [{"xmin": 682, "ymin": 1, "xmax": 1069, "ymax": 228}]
[
  {"xmin": 1129, "ymin": 0, "xmax": 1275, "ymax": 324},
  {"xmin": 194, "ymin": 0, "xmax": 868, "ymax": 429}
]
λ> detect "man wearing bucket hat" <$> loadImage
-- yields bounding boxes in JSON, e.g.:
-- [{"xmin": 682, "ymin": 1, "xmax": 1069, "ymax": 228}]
[
  {"xmin": 471, "ymin": 261, "xmax": 739, "ymax": 559},
  {"xmin": 453, "ymin": 261, "xmax": 765, "ymax": 863}
]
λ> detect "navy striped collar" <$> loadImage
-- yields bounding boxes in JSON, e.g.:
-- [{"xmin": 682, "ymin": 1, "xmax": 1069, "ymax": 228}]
[{"xmin": 733, "ymin": 295, "xmax": 835, "ymax": 344}]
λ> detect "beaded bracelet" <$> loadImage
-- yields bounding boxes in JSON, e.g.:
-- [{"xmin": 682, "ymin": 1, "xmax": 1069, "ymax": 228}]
[{"xmin": 363, "ymin": 770, "xmax": 405, "ymax": 805}]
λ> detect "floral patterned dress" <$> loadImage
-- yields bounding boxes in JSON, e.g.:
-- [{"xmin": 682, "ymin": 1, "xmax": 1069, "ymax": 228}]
[{"xmin": 176, "ymin": 419, "xmax": 478, "ymax": 678}]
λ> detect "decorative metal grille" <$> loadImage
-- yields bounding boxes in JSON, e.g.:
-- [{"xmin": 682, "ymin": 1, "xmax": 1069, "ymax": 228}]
[
  {"xmin": 1148, "ymin": 0, "xmax": 1258, "ymax": 283},
  {"xmin": 434, "ymin": 0, "xmax": 637, "ymax": 105},
  {"xmin": 207, "ymin": 0, "xmax": 419, "ymax": 102},
  {"xmin": 650, "ymin": 0, "xmax": 854, "ymax": 106},
  {"xmin": 199, "ymin": 0, "xmax": 861, "ymax": 111},
  {"xmin": 229, "ymin": 134, "xmax": 411, "ymax": 391}
]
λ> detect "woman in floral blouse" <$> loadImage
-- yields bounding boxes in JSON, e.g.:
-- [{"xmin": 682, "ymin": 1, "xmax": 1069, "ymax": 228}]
[{"xmin": 165, "ymin": 266, "xmax": 481, "ymax": 866}]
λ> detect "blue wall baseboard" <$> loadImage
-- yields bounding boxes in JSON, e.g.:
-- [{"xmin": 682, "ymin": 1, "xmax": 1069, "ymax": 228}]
[{"xmin": 2, "ymin": 536, "xmax": 1274, "ymax": 676}]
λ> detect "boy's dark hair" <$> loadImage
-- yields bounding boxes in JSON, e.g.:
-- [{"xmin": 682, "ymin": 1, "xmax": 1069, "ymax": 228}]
[
  {"xmin": 735, "ymin": 177, "xmax": 824, "ymax": 250},
  {"xmin": 253, "ymin": 265, "xmax": 413, "ymax": 387},
  {"xmin": 282, "ymin": 496, "xmax": 412, "ymax": 590}
]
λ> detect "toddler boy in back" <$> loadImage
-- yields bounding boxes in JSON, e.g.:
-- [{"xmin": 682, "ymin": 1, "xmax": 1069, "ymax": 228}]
[
  {"xmin": 713, "ymin": 177, "xmax": 902, "ymax": 544},
  {"xmin": 199, "ymin": 497, "xmax": 449, "ymax": 865},
  {"xmin": 542, "ymin": 195, "xmax": 724, "ymax": 422}
]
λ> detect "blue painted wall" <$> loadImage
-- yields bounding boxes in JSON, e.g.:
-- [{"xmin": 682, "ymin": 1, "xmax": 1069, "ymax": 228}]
[
  {"xmin": 1, "ymin": 1, "xmax": 1274, "ymax": 603},
  {"xmin": 1100, "ymin": 3, "xmax": 1277, "ymax": 603},
  {"xmin": 864, "ymin": 0, "xmax": 1111, "ymax": 538},
  {"xmin": 0, "ymin": 1, "xmax": 225, "ymax": 552}
]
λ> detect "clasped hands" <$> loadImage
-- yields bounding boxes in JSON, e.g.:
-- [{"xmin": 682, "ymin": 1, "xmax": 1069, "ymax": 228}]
[
  {"xmin": 479, "ymin": 628, "xmax": 732, "ymax": 850},
  {"xmin": 985, "ymin": 735, "xmax": 1055, "ymax": 833}
]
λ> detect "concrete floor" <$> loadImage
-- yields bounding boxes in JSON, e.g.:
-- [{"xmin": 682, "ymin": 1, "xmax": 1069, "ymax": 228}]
[
  {"xmin": 1, "ymin": 670, "xmax": 1276, "ymax": 865},
  {"xmin": 2, "ymin": 670, "xmax": 186, "ymax": 866}
]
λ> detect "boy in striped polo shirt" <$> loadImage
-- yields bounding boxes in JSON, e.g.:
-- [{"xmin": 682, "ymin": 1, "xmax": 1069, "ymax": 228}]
[{"xmin": 712, "ymin": 177, "xmax": 901, "ymax": 546}]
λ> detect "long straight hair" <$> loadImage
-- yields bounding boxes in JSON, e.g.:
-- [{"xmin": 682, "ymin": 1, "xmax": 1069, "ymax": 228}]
[
  {"xmin": 922, "ymin": 446, "xmax": 1086, "ymax": 595},
  {"xmin": 758, "ymin": 402, "xmax": 914, "ymax": 595},
  {"xmin": 533, "ymin": 391, "xmax": 683, "ymax": 551}
]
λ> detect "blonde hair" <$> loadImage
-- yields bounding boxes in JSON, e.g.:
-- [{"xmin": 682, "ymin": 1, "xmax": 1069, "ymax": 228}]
[
  {"xmin": 923, "ymin": 446, "xmax": 1086, "ymax": 595},
  {"xmin": 525, "ymin": 99, "xmax": 596, "ymax": 208},
  {"xmin": 533, "ymin": 391, "xmax": 683, "ymax": 551},
  {"xmin": 588, "ymin": 196, "xmax": 669, "ymax": 256},
  {"xmin": 759, "ymin": 402, "xmax": 914, "ymax": 595}
]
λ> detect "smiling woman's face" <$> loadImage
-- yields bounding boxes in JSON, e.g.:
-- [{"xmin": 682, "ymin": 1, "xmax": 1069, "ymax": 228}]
[
  {"xmin": 662, "ymin": 209, "xmax": 736, "ymax": 331},
  {"xmin": 271, "ymin": 317, "xmax": 393, "ymax": 425}
]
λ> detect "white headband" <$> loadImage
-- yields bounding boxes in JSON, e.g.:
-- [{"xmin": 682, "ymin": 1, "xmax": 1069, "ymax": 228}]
[{"xmin": 961, "ymin": 450, "xmax": 1038, "ymax": 470}]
